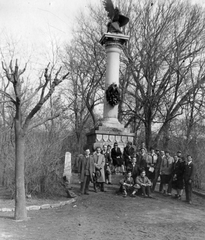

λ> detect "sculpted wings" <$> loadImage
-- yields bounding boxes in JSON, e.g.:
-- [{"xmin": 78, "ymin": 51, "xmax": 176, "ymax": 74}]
[{"xmin": 102, "ymin": 0, "xmax": 115, "ymax": 20}]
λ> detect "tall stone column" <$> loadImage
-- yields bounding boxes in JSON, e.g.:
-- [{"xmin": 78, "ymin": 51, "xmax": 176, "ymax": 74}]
[
  {"xmin": 102, "ymin": 42, "xmax": 122, "ymax": 129},
  {"xmin": 100, "ymin": 33, "xmax": 129, "ymax": 130},
  {"xmin": 86, "ymin": 33, "xmax": 134, "ymax": 152}
]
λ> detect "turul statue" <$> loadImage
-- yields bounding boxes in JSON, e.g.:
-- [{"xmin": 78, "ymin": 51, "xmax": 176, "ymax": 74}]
[{"xmin": 102, "ymin": 0, "xmax": 129, "ymax": 34}]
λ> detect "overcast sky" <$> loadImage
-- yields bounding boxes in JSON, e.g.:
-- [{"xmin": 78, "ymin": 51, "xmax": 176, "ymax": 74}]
[
  {"xmin": 0, "ymin": 0, "xmax": 97, "ymax": 67},
  {"xmin": 0, "ymin": 0, "xmax": 96, "ymax": 44},
  {"xmin": 0, "ymin": 0, "xmax": 204, "ymax": 67}
]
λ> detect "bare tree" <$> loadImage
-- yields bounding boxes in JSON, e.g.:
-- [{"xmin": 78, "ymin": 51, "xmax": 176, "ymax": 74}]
[
  {"xmin": 1, "ymin": 60, "xmax": 69, "ymax": 220},
  {"xmin": 119, "ymin": 0, "xmax": 205, "ymax": 149},
  {"xmin": 61, "ymin": 7, "xmax": 107, "ymax": 152}
]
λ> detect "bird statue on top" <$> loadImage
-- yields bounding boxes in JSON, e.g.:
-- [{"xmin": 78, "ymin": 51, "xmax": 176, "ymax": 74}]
[{"xmin": 102, "ymin": 0, "xmax": 129, "ymax": 34}]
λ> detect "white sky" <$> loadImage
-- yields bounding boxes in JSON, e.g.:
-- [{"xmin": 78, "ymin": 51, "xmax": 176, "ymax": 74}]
[
  {"xmin": 0, "ymin": 0, "xmax": 204, "ymax": 68},
  {"xmin": 0, "ymin": 0, "xmax": 97, "ymax": 68},
  {"xmin": 0, "ymin": 0, "xmax": 97, "ymax": 43}
]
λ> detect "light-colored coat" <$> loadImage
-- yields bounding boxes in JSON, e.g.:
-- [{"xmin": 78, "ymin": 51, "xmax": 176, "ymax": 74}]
[
  {"xmin": 136, "ymin": 175, "xmax": 152, "ymax": 187},
  {"xmin": 93, "ymin": 153, "xmax": 105, "ymax": 183}
]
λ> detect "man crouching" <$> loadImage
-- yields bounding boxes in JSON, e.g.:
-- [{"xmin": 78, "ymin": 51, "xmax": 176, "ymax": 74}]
[
  {"xmin": 119, "ymin": 171, "xmax": 136, "ymax": 197},
  {"xmin": 135, "ymin": 170, "xmax": 152, "ymax": 198}
]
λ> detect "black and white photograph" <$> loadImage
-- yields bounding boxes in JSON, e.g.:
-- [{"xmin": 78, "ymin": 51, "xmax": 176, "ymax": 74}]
[{"xmin": 0, "ymin": 0, "xmax": 205, "ymax": 239}]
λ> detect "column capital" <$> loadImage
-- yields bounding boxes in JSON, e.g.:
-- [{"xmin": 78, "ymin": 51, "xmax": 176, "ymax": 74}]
[{"xmin": 100, "ymin": 33, "xmax": 129, "ymax": 47}]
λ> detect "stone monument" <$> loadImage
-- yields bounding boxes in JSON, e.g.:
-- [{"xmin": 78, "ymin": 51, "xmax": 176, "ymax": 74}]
[
  {"xmin": 86, "ymin": 0, "xmax": 135, "ymax": 151},
  {"xmin": 63, "ymin": 152, "xmax": 72, "ymax": 184}
]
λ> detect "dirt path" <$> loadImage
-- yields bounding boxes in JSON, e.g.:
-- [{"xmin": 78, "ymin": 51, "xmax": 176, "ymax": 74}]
[{"xmin": 0, "ymin": 175, "xmax": 205, "ymax": 240}]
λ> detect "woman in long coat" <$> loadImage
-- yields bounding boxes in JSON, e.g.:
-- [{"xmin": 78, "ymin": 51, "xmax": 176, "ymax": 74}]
[
  {"xmin": 93, "ymin": 147, "xmax": 106, "ymax": 192},
  {"xmin": 111, "ymin": 142, "xmax": 124, "ymax": 174},
  {"xmin": 172, "ymin": 156, "xmax": 185, "ymax": 199}
]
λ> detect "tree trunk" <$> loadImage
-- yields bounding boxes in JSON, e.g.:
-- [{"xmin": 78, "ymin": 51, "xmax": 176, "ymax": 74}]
[
  {"xmin": 154, "ymin": 120, "xmax": 169, "ymax": 148},
  {"xmin": 145, "ymin": 122, "xmax": 152, "ymax": 150},
  {"xmin": 89, "ymin": 108, "xmax": 96, "ymax": 127},
  {"xmin": 144, "ymin": 106, "xmax": 152, "ymax": 150},
  {"xmin": 14, "ymin": 119, "xmax": 27, "ymax": 220},
  {"xmin": 162, "ymin": 124, "xmax": 170, "ymax": 150}
]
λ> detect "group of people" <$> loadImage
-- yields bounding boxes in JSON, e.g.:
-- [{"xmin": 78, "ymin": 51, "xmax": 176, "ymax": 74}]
[{"xmin": 77, "ymin": 141, "xmax": 195, "ymax": 204}]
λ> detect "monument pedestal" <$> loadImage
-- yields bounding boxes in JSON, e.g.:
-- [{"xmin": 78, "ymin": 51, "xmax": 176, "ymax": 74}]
[
  {"xmin": 86, "ymin": 33, "xmax": 134, "ymax": 151},
  {"xmin": 86, "ymin": 127, "xmax": 135, "ymax": 151}
]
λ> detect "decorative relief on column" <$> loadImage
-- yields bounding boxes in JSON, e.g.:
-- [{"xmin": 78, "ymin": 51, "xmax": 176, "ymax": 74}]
[
  {"xmin": 122, "ymin": 136, "xmax": 127, "ymax": 143},
  {"xmin": 109, "ymin": 135, "xmax": 115, "ymax": 142},
  {"xmin": 96, "ymin": 134, "xmax": 103, "ymax": 142},
  {"xmin": 103, "ymin": 135, "xmax": 109, "ymax": 142},
  {"xmin": 116, "ymin": 135, "xmax": 121, "ymax": 143}
]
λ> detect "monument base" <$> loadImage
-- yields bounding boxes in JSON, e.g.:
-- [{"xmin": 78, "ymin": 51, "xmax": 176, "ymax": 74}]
[{"xmin": 86, "ymin": 126, "xmax": 135, "ymax": 152}]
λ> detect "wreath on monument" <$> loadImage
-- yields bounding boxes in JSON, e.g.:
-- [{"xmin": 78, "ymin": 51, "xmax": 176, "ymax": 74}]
[{"xmin": 105, "ymin": 83, "xmax": 121, "ymax": 107}]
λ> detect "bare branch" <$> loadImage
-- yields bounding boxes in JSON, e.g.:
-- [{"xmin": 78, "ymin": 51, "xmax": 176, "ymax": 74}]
[
  {"xmin": 0, "ymin": 100, "xmax": 13, "ymax": 104},
  {"xmin": 27, "ymin": 106, "xmax": 71, "ymax": 131},
  {"xmin": 0, "ymin": 89, "xmax": 16, "ymax": 104},
  {"xmin": 21, "ymin": 84, "xmax": 44, "ymax": 105},
  {"xmin": 23, "ymin": 66, "xmax": 69, "ymax": 130},
  {"xmin": 19, "ymin": 63, "xmax": 27, "ymax": 76},
  {"xmin": 2, "ymin": 61, "xmax": 12, "ymax": 82}
]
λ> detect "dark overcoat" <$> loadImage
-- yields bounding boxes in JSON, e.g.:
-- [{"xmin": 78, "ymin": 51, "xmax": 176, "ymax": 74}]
[
  {"xmin": 184, "ymin": 162, "xmax": 195, "ymax": 182},
  {"xmin": 78, "ymin": 155, "xmax": 95, "ymax": 183},
  {"xmin": 111, "ymin": 147, "xmax": 123, "ymax": 166}
]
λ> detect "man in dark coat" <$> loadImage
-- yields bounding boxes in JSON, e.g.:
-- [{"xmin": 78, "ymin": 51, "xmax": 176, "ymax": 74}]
[
  {"xmin": 102, "ymin": 145, "xmax": 112, "ymax": 184},
  {"xmin": 127, "ymin": 156, "xmax": 140, "ymax": 184},
  {"xmin": 146, "ymin": 147, "xmax": 158, "ymax": 182},
  {"xmin": 111, "ymin": 142, "xmax": 124, "ymax": 174},
  {"xmin": 152, "ymin": 149, "xmax": 162, "ymax": 192},
  {"xmin": 138, "ymin": 148, "xmax": 148, "ymax": 172},
  {"xmin": 78, "ymin": 149, "xmax": 95, "ymax": 195},
  {"xmin": 184, "ymin": 155, "xmax": 195, "ymax": 204},
  {"xmin": 172, "ymin": 152, "xmax": 185, "ymax": 200},
  {"xmin": 123, "ymin": 142, "xmax": 135, "ymax": 169}
]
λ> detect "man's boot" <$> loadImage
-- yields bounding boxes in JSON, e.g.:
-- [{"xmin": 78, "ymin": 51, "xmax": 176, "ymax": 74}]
[{"xmin": 101, "ymin": 183, "xmax": 105, "ymax": 192}]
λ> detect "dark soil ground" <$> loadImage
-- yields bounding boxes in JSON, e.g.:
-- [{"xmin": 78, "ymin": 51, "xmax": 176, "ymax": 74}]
[{"xmin": 0, "ymin": 174, "xmax": 205, "ymax": 240}]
